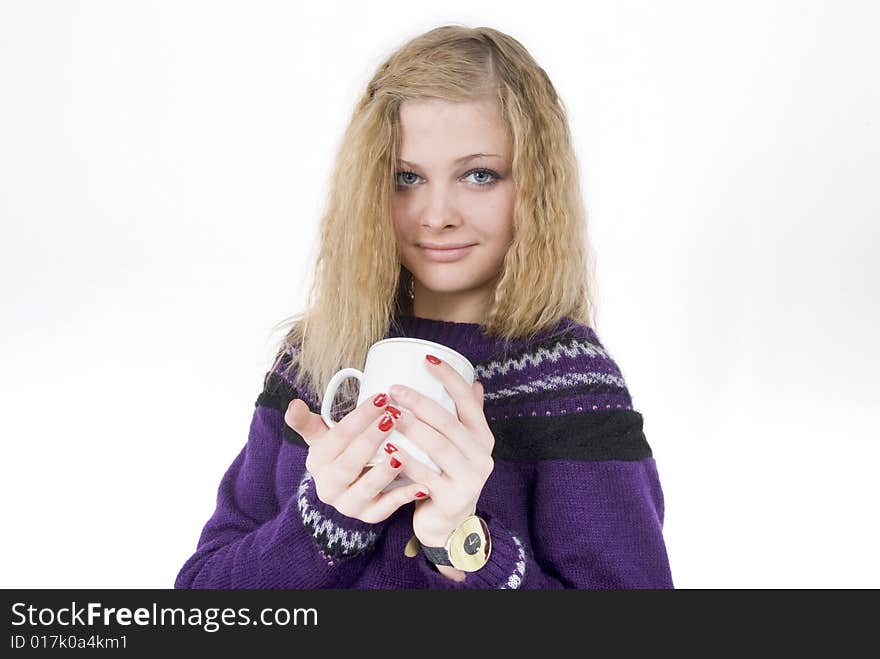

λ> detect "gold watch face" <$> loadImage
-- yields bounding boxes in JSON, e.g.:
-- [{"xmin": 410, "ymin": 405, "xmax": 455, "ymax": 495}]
[{"xmin": 448, "ymin": 515, "xmax": 491, "ymax": 572}]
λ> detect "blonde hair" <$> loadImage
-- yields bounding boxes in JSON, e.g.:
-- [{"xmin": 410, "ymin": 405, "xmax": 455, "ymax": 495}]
[{"xmin": 269, "ymin": 23, "xmax": 598, "ymax": 417}]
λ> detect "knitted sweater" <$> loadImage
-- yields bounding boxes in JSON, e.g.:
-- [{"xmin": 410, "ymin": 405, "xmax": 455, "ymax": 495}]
[{"xmin": 174, "ymin": 313, "xmax": 674, "ymax": 589}]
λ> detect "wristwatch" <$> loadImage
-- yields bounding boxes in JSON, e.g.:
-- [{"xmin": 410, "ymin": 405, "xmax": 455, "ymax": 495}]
[{"xmin": 421, "ymin": 515, "xmax": 492, "ymax": 572}]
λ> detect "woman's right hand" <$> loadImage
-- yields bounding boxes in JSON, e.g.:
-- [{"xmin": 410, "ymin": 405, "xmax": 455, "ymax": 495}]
[{"xmin": 284, "ymin": 393, "xmax": 428, "ymax": 524}]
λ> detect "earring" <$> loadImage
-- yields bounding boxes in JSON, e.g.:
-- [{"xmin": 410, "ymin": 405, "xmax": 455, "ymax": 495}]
[{"xmin": 407, "ymin": 277, "xmax": 414, "ymax": 300}]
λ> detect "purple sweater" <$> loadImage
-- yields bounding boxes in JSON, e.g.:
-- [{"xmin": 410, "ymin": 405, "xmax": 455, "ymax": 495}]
[{"xmin": 174, "ymin": 313, "xmax": 674, "ymax": 589}]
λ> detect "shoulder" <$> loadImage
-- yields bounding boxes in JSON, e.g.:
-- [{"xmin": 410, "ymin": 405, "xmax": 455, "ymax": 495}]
[
  {"xmin": 480, "ymin": 318, "xmax": 651, "ymax": 461},
  {"xmin": 255, "ymin": 333, "xmax": 320, "ymax": 412},
  {"xmin": 480, "ymin": 318, "xmax": 636, "ymax": 420},
  {"xmin": 253, "ymin": 331, "xmax": 321, "ymax": 449}
]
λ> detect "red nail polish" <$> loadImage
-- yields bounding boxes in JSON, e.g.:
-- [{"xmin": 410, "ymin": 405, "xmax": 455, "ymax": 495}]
[
  {"xmin": 378, "ymin": 413, "xmax": 394, "ymax": 432},
  {"xmin": 425, "ymin": 354, "xmax": 441, "ymax": 365},
  {"xmin": 373, "ymin": 392, "xmax": 388, "ymax": 407},
  {"xmin": 385, "ymin": 405, "xmax": 401, "ymax": 419},
  {"xmin": 384, "ymin": 442, "xmax": 399, "ymax": 454},
  {"xmin": 390, "ymin": 457, "xmax": 401, "ymax": 468},
  {"xmin": 415, "ymin": 491, "xmax": 427, "ymax": 498}
]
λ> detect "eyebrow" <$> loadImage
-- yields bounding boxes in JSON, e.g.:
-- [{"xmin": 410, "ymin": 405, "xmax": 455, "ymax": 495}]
[{"xmin": 396, "ymin": 153, "xmax": 502, "ymax": 168}]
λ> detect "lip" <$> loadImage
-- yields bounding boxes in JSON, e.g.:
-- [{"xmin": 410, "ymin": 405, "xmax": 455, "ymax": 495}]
[{"xmin": 419, "ymin": 244, "xmax": 476, "ymax": 262}]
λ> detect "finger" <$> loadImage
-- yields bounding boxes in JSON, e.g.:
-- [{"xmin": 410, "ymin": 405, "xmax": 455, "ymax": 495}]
[
  {"xmin": 422, "ymin": 355, "xmax": 485, "ymax": 429},
  {"xmin": 284, "ymin": 399, "xmax": 326, "ymax": 447},
  {"xmin": 332, "ymin": 404, "xmax": 402, "ymax": 484},
  {"xmin": 339, "ymin": 451, "xmax": 424, "ymax": 522},
  {"xmin": 366, "ymin": 483, "xmax": 431, "ymax": 523},
  {"xmin": 389, "ymin": 388, "xmax": 483, "ymax": 468},
  {"xmin": 473, "ymin": 380, "xmax": 485, "ymax": 410},
  {"xmin": 384, "ymin": 443, "xmax": 446, "ymax": 495},
  {"xmin": 317, "ymin": 392, "xmax": 395, "ymax": 460}
]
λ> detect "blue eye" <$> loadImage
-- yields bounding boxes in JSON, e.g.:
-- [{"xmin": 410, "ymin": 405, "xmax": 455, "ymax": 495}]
[
  {"xmin": 394, "ymin": 168, "xmax": 501, "ymax": 188},
  {"xmin": 396, "ymin": 171, "xmax": 420, "ymax": 186},
  {"xmin": 466, "ymin": 169, "xmax": 499, "ymax": 185}
]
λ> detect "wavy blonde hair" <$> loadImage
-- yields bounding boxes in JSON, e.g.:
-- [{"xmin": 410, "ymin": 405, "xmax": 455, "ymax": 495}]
[{"xmin": 269, "ymin": 23, "xmax": 598, "ymax": 417}]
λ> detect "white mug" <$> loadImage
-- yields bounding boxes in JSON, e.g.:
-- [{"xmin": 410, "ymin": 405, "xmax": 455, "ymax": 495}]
[{"xmin": 320, "ymin": 338, "xmax": 475, "ymax": 492}]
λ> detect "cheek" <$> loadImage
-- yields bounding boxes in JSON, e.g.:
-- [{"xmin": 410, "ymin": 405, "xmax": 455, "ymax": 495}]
[
  {"xmin": 484, "ymin": 179, "xmax": 515, "ymax": 215},
  {"xmin": 391, "ymin": 197, "xmax": 417, "ymax": 232},
  {"xmin": 481, "ymin": 190, "xmax": 515, "ymax": 238},
  {"xmin": 390, "ymin": 209, "xmax": 407, "ymax": 239}
]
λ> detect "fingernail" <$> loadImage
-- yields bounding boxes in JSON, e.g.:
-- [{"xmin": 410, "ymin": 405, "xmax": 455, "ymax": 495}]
[
  {"xmin": 415, "ymin": 490, "xmax": 428, "ymax": 498},
  {"xmin": 384, "ymin": 442, "xmax": 399, "ymax": 454},
  {"xmin": 378, "ymin": 413, "xmax": 394, "ymax": 432},
  {"xmin": 373, "ymin": 392, "xmax": 388, "ymax": 407},
  {"xmin": 390, "ymin": 456, "xmax": 402, "ymax": 469},
  {"xmin": 384, "ymin": 405, "xmax": 401, "ymax": 420},
  {"xmin": 425, "ymin": 354, "xmax": 441, "ymax": 365}
]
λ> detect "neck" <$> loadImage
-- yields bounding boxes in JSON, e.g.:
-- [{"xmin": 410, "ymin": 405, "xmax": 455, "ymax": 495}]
[
  {"xmin": 410, "ymin": 279, "xmax": 496, "ymax": 324},
  {"xmin": 388, "ymin": 311, "xmax": 495, "ymax": 365},
  {"xmin": 388, "ymin": 309, "xmax": 580, "ymax": 368}
]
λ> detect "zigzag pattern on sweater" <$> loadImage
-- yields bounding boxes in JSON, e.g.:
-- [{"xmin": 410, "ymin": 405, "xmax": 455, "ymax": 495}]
[
  {"xmin": 296, "ymin": 471, "xmax": 379, "ymax": 563},
  {"xmin": 474, "ymin": 334, "xmax": 635, "ymax": 420},
  {"xmin": 262, "ymin": 320, "xmax": 635, "ymax": 426},
  {"xmin": 481, "ymin": 369, "xmax": 628, "ymax": 403},
  {"xmin": 476, "ymin": 337, "xmax": 624, "ymax": 395},
  {"xmin": 478, "ymin": 336, "xmax": 611, "ymax": 378},
  {"xmin": 500, "ymin": 536, "xmax": 527, "ymax": 589}
]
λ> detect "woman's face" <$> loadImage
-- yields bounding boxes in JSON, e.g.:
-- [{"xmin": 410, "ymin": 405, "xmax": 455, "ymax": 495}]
[{"xmin": 392, "ymin": 98, "xmax": 515, "ymax": 321}]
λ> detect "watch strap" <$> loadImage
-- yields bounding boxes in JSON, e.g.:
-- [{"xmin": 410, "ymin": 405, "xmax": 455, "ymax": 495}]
[
  {"xmin": 421, "ymin": 543, "xmax": 453, "ymax": 566},
  {"xmin": 420, "ymin": 515, "xmax": 492, "ymax": 572}
]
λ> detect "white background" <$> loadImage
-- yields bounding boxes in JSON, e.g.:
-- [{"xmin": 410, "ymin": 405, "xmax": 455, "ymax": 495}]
[{"xmin": 2, "ymin": 1, "xmax": 877, "ymax": 588}]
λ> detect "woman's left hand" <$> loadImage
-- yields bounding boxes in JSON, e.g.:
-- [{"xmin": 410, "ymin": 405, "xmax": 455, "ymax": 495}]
[{"xmin": 387, "ymin": 355, "xmax": 495, "ymax": 548}]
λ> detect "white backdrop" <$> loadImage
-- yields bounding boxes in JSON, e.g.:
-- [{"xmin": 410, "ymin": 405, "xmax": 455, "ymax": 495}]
[{"xmin": 2, "ymin": 0, "xmax": 877, "ymax": 589}]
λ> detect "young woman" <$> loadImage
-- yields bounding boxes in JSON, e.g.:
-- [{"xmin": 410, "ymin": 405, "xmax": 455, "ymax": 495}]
[{"xmin": 175, "ymin": 24, "xmax": 673, "ymax": 589}]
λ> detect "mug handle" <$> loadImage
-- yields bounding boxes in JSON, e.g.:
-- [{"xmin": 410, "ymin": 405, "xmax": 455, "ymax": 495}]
[{"xmin": 320, "ymin": 368, "xmax": 364, "ymax": 428}]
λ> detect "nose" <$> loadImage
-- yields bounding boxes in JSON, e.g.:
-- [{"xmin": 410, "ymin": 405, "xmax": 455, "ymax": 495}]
[{"xmin": 420, "ymin": 184, "xmax": 462, "ymax": 230}]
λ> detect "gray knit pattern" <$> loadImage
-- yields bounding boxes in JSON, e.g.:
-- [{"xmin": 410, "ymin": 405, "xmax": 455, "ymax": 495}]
[
  {"xmin": 296, "ymin": 471, "xmax": 380, "ymax": 563},
  {"xmin": 476, "ymin": 336, "xmax": 625, "ymax": 400},
  {"xmin": 475, "ymin": 334, "xmax": 635, "ymax": 421},
  {"xmin": 273, "ymin": 322, "xmax": 633, "ymax": 421},
  {"xmin": 500, "ymin": 536, "xmax": 527, "ymax": 589},
  {"xmin": 478, "ymin": 335, "xmax": 611, "ymax": 379}
]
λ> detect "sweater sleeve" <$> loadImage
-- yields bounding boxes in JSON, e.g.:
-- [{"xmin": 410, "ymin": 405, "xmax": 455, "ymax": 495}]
[
  {"xmin": 528, "ymin": 454, "xmax": 673, "ymax": 588},
  {"xmin": 174, "ymin": 371, "xmax": 390, "ymax": 589},
  {"xmin": 413, "ymin": 508, "xmax": 534, "ymax": 589},
  {"xmin": 412, "ymin": 407, "xmax": 673, "ymax": 589}
]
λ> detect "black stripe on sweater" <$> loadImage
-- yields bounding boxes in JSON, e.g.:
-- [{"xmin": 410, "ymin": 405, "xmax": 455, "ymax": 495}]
[
  {"xmin": 487, "ymin": 409, "xmax": 651, "ymax": 462},
  {"xmin": 256, "ymin": 372, "xmax": 652, "ymax": 461},
  {"xmin": 256, "ymin": 372, "xmax": 315, "ymax": 449}
]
